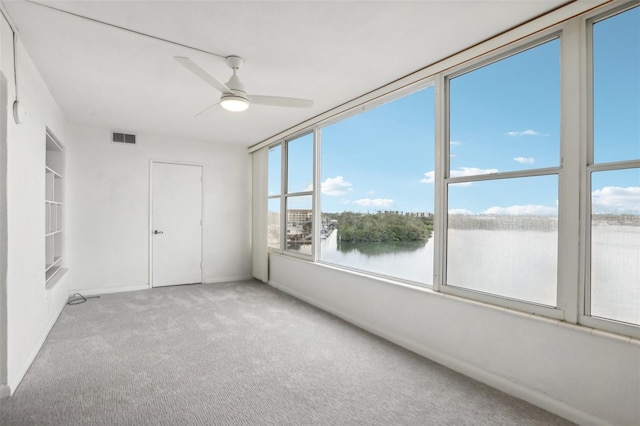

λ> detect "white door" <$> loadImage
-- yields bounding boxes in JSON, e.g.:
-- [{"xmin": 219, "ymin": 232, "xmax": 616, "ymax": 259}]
[{"xmin": 151, "ymin": 162, "xmax": 203, "ymax": 287}]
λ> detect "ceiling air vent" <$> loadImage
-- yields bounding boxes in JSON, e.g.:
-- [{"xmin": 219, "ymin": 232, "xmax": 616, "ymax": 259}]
[{"xmin": 112, "ymin": 132, "xmax": 136, "ymax": 144}]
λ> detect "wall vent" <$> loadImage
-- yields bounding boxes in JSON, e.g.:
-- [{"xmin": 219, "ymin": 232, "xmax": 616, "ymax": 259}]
[{"xmin": 112, "ymin": 132, "xmax": 136, "ymax": 144}]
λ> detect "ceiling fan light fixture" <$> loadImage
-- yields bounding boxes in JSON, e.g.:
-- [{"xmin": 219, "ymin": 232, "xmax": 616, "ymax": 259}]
[{"xmin": 220, "ymin": 94, "xmax": 250, "ymax": 112}]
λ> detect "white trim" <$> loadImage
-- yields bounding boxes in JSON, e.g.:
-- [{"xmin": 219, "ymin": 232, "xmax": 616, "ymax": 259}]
[
  {"xmin": 44, "ymin": 165, "xmax": 62, "ymax": 178},
  {"xmin": 556, "ymin": 17, "xmax": 584, "ymax": 323},
  {"xmin": 445, "ymin": 166, "xmax": 561, "ymax": 184},
  {"xmin": 269, "ymin": 276, "xmax": 609, "ymax": 426},
  {"xmin": 45, "ymin": 128, "xmax": 64, "ymax": 152},
  {"xmin": 588, "ymin": 159, "xmax": 640, "ymax": 172},
  {"xmin": 433, "ymin": 74, "xmax": 446, "ymax": 292},
  {"xmin": 9, "ymin": 293, "xmax": 65, "ymax": 394},
  {"xmin": 149, "ymin": 160, "xmax": 205, "ymax": 288},
  {"xmin": 148, "ymin": 160, "xmax": 153, "ymax": 288},
  {"xmin": 204, "ymin": 275, "xmax": 253, "ymax": 285},
  {"xmin": 68, "ymin": 284, "xmax": 149, "ymax": 297},
  {"xmin": 45, "ymin": 267, "xmax": 66, "ymax": 290},
  {"xmin": 312, "ymin": 128, "xmax": 321, "ymax": 263}
]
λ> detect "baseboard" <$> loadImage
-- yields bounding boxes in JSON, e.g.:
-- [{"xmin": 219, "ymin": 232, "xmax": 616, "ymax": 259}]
[
  {"xmin": 0, "ymin": 384, "xmax": 10, "ymax": 399},
  {"xmin": 68, "ymin": 284, "xmax": 149, "ymax": 297},
  {"xmin": 9, "ymin": 293, "xmax": 67, "ymax": 394},
  {"xmin": 70, "ymin": 278, "xmax": 255, "ymax": 297},
  {"xmin": 204, "ymin": 275, "xmax": 253, "ymax": 285},
  {"xmin": 270, "ymin": 279, "xmax": 607, "ymax": 426}
]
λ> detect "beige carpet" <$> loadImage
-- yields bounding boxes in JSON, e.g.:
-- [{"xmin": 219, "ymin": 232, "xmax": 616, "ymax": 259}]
[{"xmin": 1, "ymin": 280, "xmax": 572, "ymax": 425}]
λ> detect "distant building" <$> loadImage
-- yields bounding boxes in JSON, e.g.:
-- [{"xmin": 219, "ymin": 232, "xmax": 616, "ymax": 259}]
[{"xmin": 287, "ymin": 209, "xmax": 312, "ymax": 222}]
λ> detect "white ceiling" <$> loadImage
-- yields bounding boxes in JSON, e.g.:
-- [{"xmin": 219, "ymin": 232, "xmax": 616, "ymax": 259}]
[{"xmin": 3, "ymin": 0, "xmax": 569, "ymax": 148}]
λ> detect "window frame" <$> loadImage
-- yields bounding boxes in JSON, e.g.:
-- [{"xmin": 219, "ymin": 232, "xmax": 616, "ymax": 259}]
[
  {"xmin": 262, "ymin": 1, "xmax": 640, "ymax": 339},
  {"xmin": 267, "ymin": 143, "xmax": 283, "ymax": 251},
  {"xmin": 268, "ymin": 131, "xmax": 316, "ymax": 260},
  {"xmin": 314, "ymin": 81, "xmax": 437, "ymax": 285},
  {"xmin": 580, "ymin": 3, "xmax": 640, "ymax": 338},
  {"xmin": 439, "ymin": 31, "xmax": 565, "ymax": 319}
]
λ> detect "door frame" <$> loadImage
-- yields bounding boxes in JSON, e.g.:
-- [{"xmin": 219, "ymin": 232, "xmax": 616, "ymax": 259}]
[{"xmin": 149, "ymin": 160, "xmax": 205, "ymax": 288}]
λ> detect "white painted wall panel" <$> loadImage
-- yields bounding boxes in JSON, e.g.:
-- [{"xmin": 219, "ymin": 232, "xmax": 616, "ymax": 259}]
[
  {"xmin": 1, "ymin": 19, "xmax": 70, "ymax": 393},
  {"xmin": 64, "ymin": 126, "xmax": 251, "ymax": 294},
  {"xmin": 269, "ymin": 253, "xmax": 640, "ymax": 425}
]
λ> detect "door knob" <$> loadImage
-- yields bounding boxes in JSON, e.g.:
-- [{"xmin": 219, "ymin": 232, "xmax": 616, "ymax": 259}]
[{"xmin": 153, "ymin": 230, "xmax": 164, "ymax": 235}]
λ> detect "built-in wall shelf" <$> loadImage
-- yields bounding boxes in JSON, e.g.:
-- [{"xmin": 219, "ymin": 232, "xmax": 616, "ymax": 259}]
[{"xmin": 45, "ymin": 130, "xmax": 64, "ymax": 286}]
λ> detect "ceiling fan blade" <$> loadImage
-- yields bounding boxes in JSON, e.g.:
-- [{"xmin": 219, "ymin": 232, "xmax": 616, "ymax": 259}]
[
  {"xmin": 248, "ymin": 95, "xmax": 313, "ymax": 108},
  {"xmin": 174, "ymin": 56, "xmax": 231, "ymax": 94},
  {"xmin": 194, "ymin": 102, "xmax": 220, "ymax": 118}
]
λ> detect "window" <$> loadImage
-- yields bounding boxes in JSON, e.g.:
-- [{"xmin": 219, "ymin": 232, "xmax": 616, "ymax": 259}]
[
  {"xmin": 319, "ymin": 86, "xmax": 435, "ymax": 284},
  {"xmin": 447, "ymin": 176, "xmax": 558, "ymax": 305},
  {"xmin": 446, "ymin": 38, "xmax": 560, "ymax": 306},
  {"xmin": 285, "ymin": 133, "xmax": 314, "ymax": 255},
  {"xmin": 268, "ymin": 144, "xmax": 282, "ymax": 249},
  {"xmin": 588, "ymin": 6, "xmax": 640, "ymax": 326},
  {"xmin": 260, "ymin": 2, "xmax": 640, "ymax": 338}
]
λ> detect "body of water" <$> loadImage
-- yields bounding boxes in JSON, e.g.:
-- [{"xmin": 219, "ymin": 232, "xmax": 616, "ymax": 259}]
[
  {"xmin": 313, "ymin": 224, "xmax": 638, "ymax": 326},
  {"xmin": 320, "ymin": 230, "xmax": 434, "ymax": 284}
]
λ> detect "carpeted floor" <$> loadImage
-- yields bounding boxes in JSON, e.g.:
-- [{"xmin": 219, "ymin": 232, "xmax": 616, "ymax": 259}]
[{"xmin": 1, "ymin": 280, "xmax": 572, "ymax": 425}]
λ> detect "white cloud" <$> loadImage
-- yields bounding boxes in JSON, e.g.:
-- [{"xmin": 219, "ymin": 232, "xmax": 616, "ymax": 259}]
[
  {"xmin": 420, "ymin": 171, "xmax": 435, "ymax": 184},
  {"xmin": 448, "ymin": 208, "xmax": 473, "ymax": 215},
  {"xmin": 353, "ymin": 198, "xmax": 394, "ymax": 207},
  {"xmin": 450, "ymin": 140, "xmax": 462, "ymax": 146},
  {"xmin": 319, "ymin": 176, "xmax": 353, "ymax": 196},
  {"xmin": 507, "ymin": 129, "xmax": 541, "ymax": 137},
  {"xmin": 450, "ymin": 153, "xmax": 457, "ymax": 158},
  {"xmin": 514, "ymin": 157, "xmax": 535, "ymax": 164},
  {"xmin": 367, "ymin": 190, "xmax": 375, "ymax": 195},
  {"xmin": 592, "ymin": 186, "xmax": 640, "ymax": 213},
  {"xmin": 482, "ymin": 204, "xmax": 557, "ymax": 216}
]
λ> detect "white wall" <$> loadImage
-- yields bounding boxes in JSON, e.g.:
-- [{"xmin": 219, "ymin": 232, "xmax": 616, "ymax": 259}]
[
  {"xmin": 65, "ymin": 125, "xmax": 251, "ymax": 294},
  {"xmin": 1, "ymin": 18, "xmax": 71, "ymax": 394},
  {"xmin": 269, "ymin": 254, "xmax": 640, "ymax": 425}
]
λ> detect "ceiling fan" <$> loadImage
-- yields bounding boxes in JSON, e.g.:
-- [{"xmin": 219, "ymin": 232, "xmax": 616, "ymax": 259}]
[{"xmin": 175, "ymin": 56, "xmax": 313, "ymax": 115}]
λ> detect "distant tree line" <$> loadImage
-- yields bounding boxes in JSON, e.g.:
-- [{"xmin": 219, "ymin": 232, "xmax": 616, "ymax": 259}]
[{"xmin": 325, "ymin": 212, "xmax": 433, "ymax": 243}]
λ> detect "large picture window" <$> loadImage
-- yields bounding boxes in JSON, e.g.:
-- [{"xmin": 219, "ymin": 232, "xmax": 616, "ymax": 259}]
[
  {"xmin": 589, "ymin": 6, "xmax": 639, "ymax": 326},
  {"xmin": 261, "ymin": 1, "xmax": 640, "ymax": 338},
  {"xmin": 319, "ymin": 87, "xmax": 435, "ymax": 284},
  {"xmin": 446, "ymin": 38, "xmax": 560, "ymax": 306}
]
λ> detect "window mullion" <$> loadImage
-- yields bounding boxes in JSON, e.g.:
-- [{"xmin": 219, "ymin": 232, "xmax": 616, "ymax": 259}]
[
  {"xmin": 556, "ymin": 18, "xmax": 584, "ymax": 324},
  {"xmin": 433, "ymin": 73, "xmax": 447, "ymax": 292},
  {"xmin": 280, "ymin": 142, "xmax": 287, "ymax": 252},
  {"xmin": 312, "ymin": 128, "xmax": 321, "ymax": 262}
]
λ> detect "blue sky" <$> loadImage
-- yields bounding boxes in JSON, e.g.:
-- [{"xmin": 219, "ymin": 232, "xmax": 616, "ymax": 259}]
[{"xmin": 274, "ymin": 6, "xmax": 639, "ymax": 216}]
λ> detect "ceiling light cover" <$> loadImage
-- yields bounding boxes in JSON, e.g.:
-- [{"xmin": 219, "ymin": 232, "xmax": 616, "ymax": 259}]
[{"xmin": 220, "ymin": 95, "xmax": 250, "ymax": 112}]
